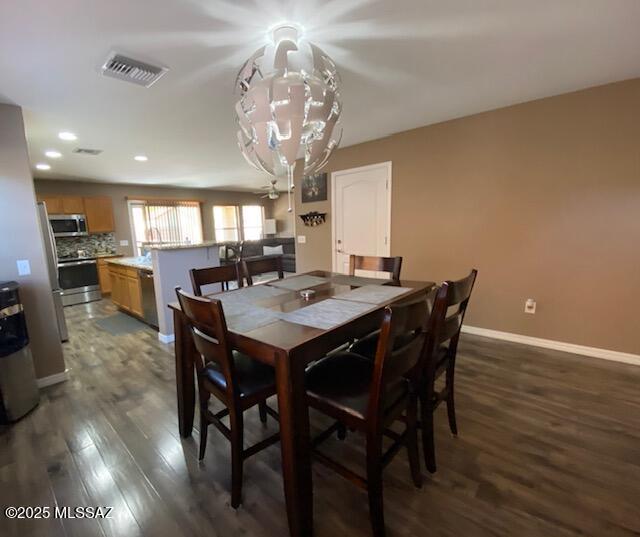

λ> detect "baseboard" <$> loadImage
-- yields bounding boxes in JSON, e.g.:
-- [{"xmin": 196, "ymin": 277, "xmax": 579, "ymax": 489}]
[
  {"xmin": 37, "ymin": 369, "xmax": 70, "ymax": 388},
  {"xmin": 462, "ymin": 326, "xmax": 640, "ymax": 367},
  {"xmin": 158, "ymin": 332, "xmax": 175, "ymax": 344}
]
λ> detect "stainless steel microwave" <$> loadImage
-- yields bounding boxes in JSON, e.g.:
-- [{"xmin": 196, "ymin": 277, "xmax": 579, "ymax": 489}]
[{"xmin": 49, "ymin": 214, "xmax": 88, "ymax": 237}]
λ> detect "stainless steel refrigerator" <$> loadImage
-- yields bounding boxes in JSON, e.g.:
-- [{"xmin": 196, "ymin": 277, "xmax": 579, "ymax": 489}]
[{"xmin": 36, "ymin": 202, "xmax": 69, "ymax": 342}]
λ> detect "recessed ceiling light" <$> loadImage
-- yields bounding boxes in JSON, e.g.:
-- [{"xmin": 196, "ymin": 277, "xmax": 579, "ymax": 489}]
[
  {"xmin": 45, "ymin": 150, "xmax": 62, "ymax": 159},
  {"xmin": 134, "ymin": 155, "xmax": 148, "ymax": 162},
  {"xmin": 58, "ymin": 131, "xmax": 77, "ymax": 141},
  {"xmin": 36, "ymin": 163, "xmax": 51, "ymax": 171}
]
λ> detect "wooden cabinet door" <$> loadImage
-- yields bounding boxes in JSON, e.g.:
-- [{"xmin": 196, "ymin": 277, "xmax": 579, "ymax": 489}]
[
  {"xmin": 118, "ymin": 274, "xmax": 131, "ymax": 311},
  {"xmin": 61, "ymin": 196, "xmax": 85, "ymax": 214},
  {"xmin": 39, "ymin": 195, "xmax": 63, "ymax": 214},
  {"xmin": 109, "ymin": 270, "xmax": 121, "ymax": 304},
  {"xmin": 84, "ymin": 196, "xmax": 115, "ymax": 233},
  {"xmin": 127, "ymin": 276, "xmax": 143, "ymax": 317},
  {"xmin": 98, "ymin": 263, "xmax": 112, "ymax": 294}
]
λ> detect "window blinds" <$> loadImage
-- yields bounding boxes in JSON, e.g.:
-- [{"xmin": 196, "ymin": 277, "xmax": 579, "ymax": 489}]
[{"xmin": 140, "ymin": 200, "xmax": 203, "ymax": 248}]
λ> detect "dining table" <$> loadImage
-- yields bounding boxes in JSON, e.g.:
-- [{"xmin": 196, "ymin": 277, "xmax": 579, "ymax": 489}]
[{"xmin": 169, "ymin": 270, "xmax": 435, "ymax": 537}]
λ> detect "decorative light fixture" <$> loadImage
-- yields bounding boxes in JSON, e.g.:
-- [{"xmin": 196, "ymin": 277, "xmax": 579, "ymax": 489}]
[{"xmin": 235, "ymin": 24, "xmax": 342, "ymax": 212}]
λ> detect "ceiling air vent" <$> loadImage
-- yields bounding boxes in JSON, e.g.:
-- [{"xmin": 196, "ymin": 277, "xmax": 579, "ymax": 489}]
[
  {"xmin": 73, "ymin": 148, "xmax": 103, "ymax": 156},
  {"xmin": 101, "ymin": 52, "xmax": 168, "ymax": 88}
]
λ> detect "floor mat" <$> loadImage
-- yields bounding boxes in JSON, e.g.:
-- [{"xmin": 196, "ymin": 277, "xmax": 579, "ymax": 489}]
[{"xmin": 95, "ymin": 313, "xmax": 148, "ymax": 336}]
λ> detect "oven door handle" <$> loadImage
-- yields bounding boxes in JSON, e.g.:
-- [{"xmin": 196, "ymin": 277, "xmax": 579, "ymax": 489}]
[{"xmin": 58, "ymin": 260, "xmax": 97, "ymax": 267}]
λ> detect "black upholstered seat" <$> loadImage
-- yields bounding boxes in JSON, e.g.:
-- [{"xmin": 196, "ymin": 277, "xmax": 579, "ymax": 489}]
[
  {"xmin": 202, "ymin": 351, "xmax": 275, "ymax": 398},
  {"xmin": 306, "ymin": 351, "xmax": 409, "ymax": 425}
]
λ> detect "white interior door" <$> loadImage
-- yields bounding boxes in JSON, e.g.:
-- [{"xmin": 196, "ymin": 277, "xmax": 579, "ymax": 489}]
[{"xmin": 332, "ymin": 162, "xmax": 392, "ymax": 277}]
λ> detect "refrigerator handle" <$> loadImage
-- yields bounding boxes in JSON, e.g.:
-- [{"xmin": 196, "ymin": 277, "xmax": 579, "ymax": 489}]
[
  {"xmin": 49, "ymin": 223, "xmax": 59, "ymax": 282},
  {"xmin": 42, "ymin": 207, "xmax": 60, "ymax": 285}
]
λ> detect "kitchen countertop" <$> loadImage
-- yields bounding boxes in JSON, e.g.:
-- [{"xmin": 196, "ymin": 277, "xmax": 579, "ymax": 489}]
[
  {"xmin": 146, "ymin": 241, "xmax": 220, "ymax": 251},
  {"xmin": 107, "ymin": 256, "xmax": 153, "ymax": 272}
]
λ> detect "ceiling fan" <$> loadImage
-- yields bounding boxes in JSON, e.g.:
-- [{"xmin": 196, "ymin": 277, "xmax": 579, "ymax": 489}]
[{"xmin": 255, "ymin": 178, "xmax": 280, "ymax": 200}]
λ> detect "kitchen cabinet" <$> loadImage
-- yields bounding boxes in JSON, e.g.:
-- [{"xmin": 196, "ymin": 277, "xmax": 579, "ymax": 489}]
[
  {"xmin": 127, "ymin": 276, "xmax": 143, "ymax": 317},
  {"xmin": 39, "ymin": 195, "xmax": 63, "ymax": 214},
  {"xmin": 84, "ymin": 196, "xmax": 115, "ymax": 233},
  {"xmin": 97, "ymin": 256, "xmax": 121, "ymax": 295},
  {"xmin": 37, "ymin": 195, "xmax": 84, "ymax": 214},
  {"xmin": 108, "ymin": 263, "xmax": 145, "ymax": 318},
  {"xmin": 61, "ymin": 196, "xmax": 84, "ymax": 214}
]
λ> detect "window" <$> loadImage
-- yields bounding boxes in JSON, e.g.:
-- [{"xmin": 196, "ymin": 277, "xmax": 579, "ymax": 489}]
[
  {"xmin": 129, "ymin": 200, "xmax": 203, "ymax": 255},
  {"xmin": 213, "ymin": 205, "xmax": 240, "ymax": 242},
  {"xmin": 213, "ymin": 204, "xmax": 265, "ymax": 242},
  {"xmin": 241, "ymin": 205, "xmax": 264, "ymax": 241}
]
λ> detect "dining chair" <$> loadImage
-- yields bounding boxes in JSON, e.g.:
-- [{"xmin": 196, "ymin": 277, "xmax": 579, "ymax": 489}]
[
  {"xmin": 189, "ymin": 263, "xmax": 243, "ymax": 296},
  {"xmin": 240, "ymin": 254, "xmax": 284, "ymax": 286},
  {"xmin": 350, "ymin": 270, "xmax": 477, "ymax": 472},
  {"xmin": 419, "ymin": 269, "xmax": 477, "ymax": 473},
  {"xmin": 175, "ymin": 287, "xmax": 280, "ymax": 508},
  {"xmin": 348, "ymin": 255, "xmax": 403, "ymax": 281},
  {"xmin": 305, "ymin": 295, "xmax": 430, "ymax": 537}
]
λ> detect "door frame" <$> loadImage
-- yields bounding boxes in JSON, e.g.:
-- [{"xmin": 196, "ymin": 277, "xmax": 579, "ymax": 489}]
[{"xmin": 331, "ymin": 161, "xmax": 392, "ymax": 273}]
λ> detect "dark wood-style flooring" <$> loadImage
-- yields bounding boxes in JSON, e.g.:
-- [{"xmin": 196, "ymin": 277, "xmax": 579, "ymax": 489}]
[{"xmin": 1, "ymin": 299, "xmax": 639, "ymax": 537}]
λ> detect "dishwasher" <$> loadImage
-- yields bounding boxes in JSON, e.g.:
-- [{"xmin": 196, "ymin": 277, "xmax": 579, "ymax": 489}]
[{"xmin": 138, "ymin": 270, "xmax": 158, "ymax": 329}]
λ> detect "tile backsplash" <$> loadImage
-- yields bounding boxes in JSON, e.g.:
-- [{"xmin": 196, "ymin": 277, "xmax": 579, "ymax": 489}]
[{"xmin": 56, "ymin": 233, "xmax": 117, "ymax": 258}]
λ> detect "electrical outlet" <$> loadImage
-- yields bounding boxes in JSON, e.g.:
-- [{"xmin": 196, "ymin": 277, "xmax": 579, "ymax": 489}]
[
  {"xmin": 524, "ymin": 298, "xmax": 536, "ymax": 314},
  {"xmin": 119, "ymin": 239, "xmax": 129, "ymax": 246},
  {"xmin": 16, "ymin": 259, "xmax": 31, "ymax": 276},
  {"xmin": 297, "ymin": 235, "xmax": 306, "ymax": 244}
]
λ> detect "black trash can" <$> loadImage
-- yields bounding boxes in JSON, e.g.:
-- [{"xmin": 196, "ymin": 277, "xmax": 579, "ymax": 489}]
[{"xmin": 0, "ymin": 281, "xmax": 40, "ymax": 423}]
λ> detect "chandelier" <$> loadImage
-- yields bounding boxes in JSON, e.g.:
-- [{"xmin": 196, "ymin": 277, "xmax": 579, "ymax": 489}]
[{"xmin": 235, "ymin": 24, "xmax": 342, "ymax": 211}]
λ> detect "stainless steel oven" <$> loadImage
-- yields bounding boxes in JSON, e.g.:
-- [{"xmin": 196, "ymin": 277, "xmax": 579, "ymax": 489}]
[
  {"xmin": 49, "ymin": 214, "xmax": 88, "ymax": 237},
  {"xmin": 57, "ymin": 258, "xmax": 101, "ymax": 306}
]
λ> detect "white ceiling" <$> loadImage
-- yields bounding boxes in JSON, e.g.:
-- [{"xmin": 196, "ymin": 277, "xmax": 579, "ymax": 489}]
[{"xmin": 1, "ymin": 0, "xmax": 640, "ymax": 190}]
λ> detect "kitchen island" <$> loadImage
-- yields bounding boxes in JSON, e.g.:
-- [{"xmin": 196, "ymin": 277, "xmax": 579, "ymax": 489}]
[{"xmin": 107, "ymin": 257, "xmax": 157, "ymax": 327}]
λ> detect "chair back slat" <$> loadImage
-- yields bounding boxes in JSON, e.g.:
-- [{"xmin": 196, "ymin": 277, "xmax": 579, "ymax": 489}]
[
  {"xmin": 190, "ymin": 264, "xmax": 243, "ymax": 296},
  {"xmin": 446, "ymin": 272, "xmax": 476, "ymax": 307},
  {"xmin": 422, "ymin": 269, "xmax": 478, "ymax": 379},
  {"xmin": 348, "ymin": 255, "xmax": 403, "ymax": 281},
  {"xmin": 438, "ymin": 313, "xmax": 463, "ymax": 344},
  {"xmin": 175, "ymin": 287, "xmax": 238, "ymax": 398},
  {"xmin": 241, "ymin": 255, "xmax": 284, "ymax": 286},
  {"xmin": 367, "ymin": 294, "xmax": 431, "ymax": 422}
]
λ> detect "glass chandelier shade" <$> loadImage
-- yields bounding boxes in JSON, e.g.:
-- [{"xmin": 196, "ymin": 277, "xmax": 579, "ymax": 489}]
[{"xmin": 235, "ymin": 25, "xmax": 342, "ymax": 209}]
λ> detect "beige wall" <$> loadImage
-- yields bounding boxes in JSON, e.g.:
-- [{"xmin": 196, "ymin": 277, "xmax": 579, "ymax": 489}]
[
  {"xmin": 294, "ymin": 78, "xmax": 640, "ymax": 355},
  {"xmin": 272, "ymin": 194, "xmax": 296, "ymax": 237},
  {"xmin": 0, "ymin": 104, "xmax": 66, "ymax": 379},
  {"xmin": 34, "ymin": 179, "xmax": 273, "ymax": 256}
]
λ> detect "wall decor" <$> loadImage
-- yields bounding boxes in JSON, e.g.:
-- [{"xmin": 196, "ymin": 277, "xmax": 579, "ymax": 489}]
[
  {"xmin": 299, "ymin": 211, "xmax": 326, "ymax": 227},
  {"xmin": 301, "ymin": 172, "xmax": 328, "ymax": 203}
]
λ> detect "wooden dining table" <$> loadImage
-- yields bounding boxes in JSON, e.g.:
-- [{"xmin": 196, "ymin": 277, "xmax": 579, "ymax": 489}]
[{"xmin": 169, "ymin": 270, "xmax": 435, "ymax": 537}]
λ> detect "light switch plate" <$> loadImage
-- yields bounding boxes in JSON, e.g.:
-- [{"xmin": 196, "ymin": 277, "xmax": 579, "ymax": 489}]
[
  {"xmin": 297, "ymin": 235, "xmax": 306, "ymax": 244},
  {"xmin": 119, "ymin": 239, "xmax": 129, "ymax": 246},
  {"xmin": 17, "ymin": 259, "xmax": 31, "ymax": 276}
]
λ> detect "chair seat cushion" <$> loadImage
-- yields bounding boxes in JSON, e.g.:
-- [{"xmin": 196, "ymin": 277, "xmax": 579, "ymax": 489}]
[
  {"xmin": 306, "ymin": 352, "xmax": 408, "ymax": 423},
  {"xmin": 202, "ymin": 351, "xmax": 275, "ymax": 398}
]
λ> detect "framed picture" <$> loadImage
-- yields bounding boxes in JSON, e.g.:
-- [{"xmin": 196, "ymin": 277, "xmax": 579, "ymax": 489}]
[{"xmin": 301, "ymin": 173, "xmax": 328, "ymax": 203}]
